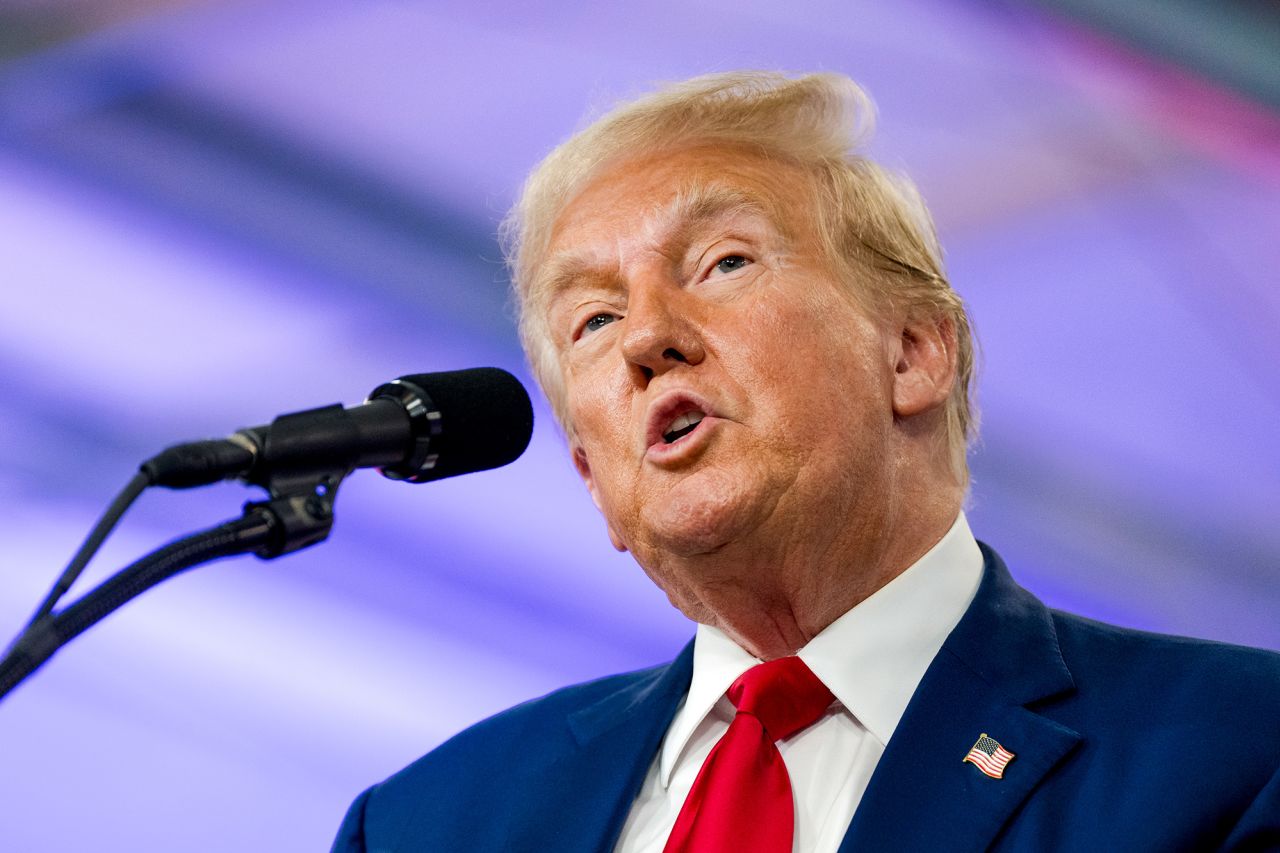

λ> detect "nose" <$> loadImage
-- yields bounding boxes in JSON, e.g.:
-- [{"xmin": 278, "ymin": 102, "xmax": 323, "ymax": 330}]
[{"xmin": 619, "ymin": 279, "xmax": 705, "ymax": 385}]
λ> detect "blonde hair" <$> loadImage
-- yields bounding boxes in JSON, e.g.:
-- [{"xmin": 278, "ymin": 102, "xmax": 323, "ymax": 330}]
[{"xmin": 502, "ymin": 71, "xmax": 977, "ymax": 480}]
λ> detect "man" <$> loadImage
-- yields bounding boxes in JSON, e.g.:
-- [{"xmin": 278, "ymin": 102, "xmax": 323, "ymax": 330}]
[{"xmin": 333, "ymin": 72, "xmax": 1280, "ymax": 851}]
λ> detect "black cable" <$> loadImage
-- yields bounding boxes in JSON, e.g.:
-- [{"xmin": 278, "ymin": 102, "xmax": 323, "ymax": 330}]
[
  {"xmin": 0, "ymin": 511, "xmax": 275, "ymax": 702},
  {"xmin": 25, "ymin": 470, "xmax": 151, "ymax": 628}
]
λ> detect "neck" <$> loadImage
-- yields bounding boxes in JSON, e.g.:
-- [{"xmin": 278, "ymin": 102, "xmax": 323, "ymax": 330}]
[{"xmin": 667, "ymin": 485, "xmax": 962, "ymax": 661}]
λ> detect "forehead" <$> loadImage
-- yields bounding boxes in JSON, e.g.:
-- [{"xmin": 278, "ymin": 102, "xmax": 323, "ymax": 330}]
[
  {"xmin": 551, "ymin": 144, "xmax": 804, "ymax": 248},
  {"xmin": 531, "ymin": 145, "xmax": 812, "ymax": 303}
]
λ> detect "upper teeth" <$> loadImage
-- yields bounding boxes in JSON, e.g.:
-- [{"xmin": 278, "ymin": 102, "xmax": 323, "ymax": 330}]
[{"xmin": 664, "ymin": 411, "xmax": 705, "ymax": 441}]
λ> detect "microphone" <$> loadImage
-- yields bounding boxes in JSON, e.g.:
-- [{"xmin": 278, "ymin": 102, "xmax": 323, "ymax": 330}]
[{"xmin": 142, "ymin": 368, "xmax": 534, "ymax": 489}]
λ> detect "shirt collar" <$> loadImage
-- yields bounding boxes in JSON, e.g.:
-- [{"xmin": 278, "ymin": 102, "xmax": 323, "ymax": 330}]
[{"xmin": 658, "ymin": 512, "xmax": 984, "ymax": 788}]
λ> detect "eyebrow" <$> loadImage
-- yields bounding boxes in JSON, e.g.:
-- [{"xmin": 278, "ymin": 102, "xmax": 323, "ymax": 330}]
[{"xmin": 530, "ymin": 182, "xmax": 781, "ymax": 311}]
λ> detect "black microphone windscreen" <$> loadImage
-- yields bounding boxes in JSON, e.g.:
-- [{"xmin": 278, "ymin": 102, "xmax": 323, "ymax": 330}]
[{"xmin": 394, "ymin": 367, "xmax": 534, "ymax": 482}]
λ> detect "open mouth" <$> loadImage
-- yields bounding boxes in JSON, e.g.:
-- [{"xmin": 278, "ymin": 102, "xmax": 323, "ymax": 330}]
[
  {"xmin": 662, "ymin": 410, "xmax": 705, "ymax": 444},
  {"xmin": 645, "ymin": 391, "xmax": 717, "ymax": 457}
]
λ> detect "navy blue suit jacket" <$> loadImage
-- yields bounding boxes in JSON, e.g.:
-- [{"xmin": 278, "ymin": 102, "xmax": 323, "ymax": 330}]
[{"xmin": 332, "ymin": 546, "xmax": 1280, "ymax": 851}]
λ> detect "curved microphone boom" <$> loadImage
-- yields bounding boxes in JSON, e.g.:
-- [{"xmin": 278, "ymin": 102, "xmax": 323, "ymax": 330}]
[
  {"xmin": 141, "ymin": 367, "xmax": 535, "ymax": 490},
  {"xmin": 0, "ymin": 368, "xmax": 535, "ymax": 703}
]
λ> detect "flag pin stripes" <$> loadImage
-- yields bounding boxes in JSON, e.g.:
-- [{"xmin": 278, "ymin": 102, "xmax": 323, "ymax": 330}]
[{"xmin": 963, "ymin": 733, "xmax": 1015, "ymax": 779}]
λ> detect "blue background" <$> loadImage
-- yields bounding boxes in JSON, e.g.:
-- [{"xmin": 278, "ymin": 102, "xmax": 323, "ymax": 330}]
[{"xmin": 0, "ymin": 1, "xmax": 1276, "ymax": 849}]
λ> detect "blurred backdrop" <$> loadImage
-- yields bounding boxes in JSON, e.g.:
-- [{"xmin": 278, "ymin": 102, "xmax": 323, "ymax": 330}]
[{"xmin": 1, "ymin": 0, "xmax": 1277, "ymax": 849}]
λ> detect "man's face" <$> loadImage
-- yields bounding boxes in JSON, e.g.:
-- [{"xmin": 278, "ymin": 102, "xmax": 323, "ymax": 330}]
[{"xmin": 539, "ymin": 145, "xmax": 902, "ymax": 612}]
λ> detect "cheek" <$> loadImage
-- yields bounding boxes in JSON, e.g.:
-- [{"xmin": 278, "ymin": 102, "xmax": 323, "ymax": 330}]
[
  {"xmin": 737, "ymin": 288, "xmax": 890, "ymax": 433},
  {"xmin": 730, "ymin": 284, "xmax": 855, "ymax": 385},
  {"xmin": 565, "ymin": 358, "xmax": 637, "ymax": 468}
]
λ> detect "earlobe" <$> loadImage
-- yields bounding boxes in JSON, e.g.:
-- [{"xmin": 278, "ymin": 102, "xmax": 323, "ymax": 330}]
[
  {"xmin": 891, "ymin": 316, "xmax": 957, "ymax": 418},
  {"xmin": 572, "ymin": 444, "xmax": 629, "ymax": 553},
  {"xmin": 571, "ymin": 444, "xmax": 600, "ymax": 507}
]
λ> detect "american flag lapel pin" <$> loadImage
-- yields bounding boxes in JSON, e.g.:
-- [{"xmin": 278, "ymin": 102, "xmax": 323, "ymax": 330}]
[{"xmin": 963, "ymin": 733, "xmax": 1015, "ymax": 779}]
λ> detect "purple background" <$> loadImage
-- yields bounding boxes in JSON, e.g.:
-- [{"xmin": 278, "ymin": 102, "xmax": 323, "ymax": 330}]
[{"xmin": 1, "ymin": 1, "xmax": 1276, "ymax": 849}]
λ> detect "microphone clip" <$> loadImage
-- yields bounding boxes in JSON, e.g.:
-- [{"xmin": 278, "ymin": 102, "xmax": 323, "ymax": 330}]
[
  {"xmin": 242, "ymin": 472, "xmax": 341, "ymax": 560},
  {"xmin": 238, "ymin": 405, "xmax": 355, "ymax": 559}
]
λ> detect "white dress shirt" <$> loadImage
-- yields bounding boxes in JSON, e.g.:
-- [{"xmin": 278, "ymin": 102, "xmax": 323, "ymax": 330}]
[{"xmin": 613, "ymin": 513, "xmax": 985, "ymax": 853}]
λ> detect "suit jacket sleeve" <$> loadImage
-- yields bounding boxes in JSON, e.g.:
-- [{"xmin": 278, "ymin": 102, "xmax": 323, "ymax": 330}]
[{"xmin": 331, "ymin": 786, "xmax": 373, "ymax": 853}]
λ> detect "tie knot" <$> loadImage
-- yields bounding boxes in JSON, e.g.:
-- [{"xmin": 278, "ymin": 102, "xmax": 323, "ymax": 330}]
[{"xmin": 727, "ymin": 656, "xmax": 834, "ymax": 742}]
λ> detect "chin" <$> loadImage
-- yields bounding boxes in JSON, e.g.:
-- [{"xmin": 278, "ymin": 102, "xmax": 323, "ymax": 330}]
[
  {"xmin": 640, "ymin": 469, "xmax": 768, "ymax": 558},
  {"xmin": 649, "ymin": 522, "xmax": 733, "ymax": 559}
]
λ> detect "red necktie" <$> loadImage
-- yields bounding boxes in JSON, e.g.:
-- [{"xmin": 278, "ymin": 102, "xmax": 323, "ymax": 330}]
[{"xmin": 664, "ymin": 656, "xmax": 835, "ymax": 853}]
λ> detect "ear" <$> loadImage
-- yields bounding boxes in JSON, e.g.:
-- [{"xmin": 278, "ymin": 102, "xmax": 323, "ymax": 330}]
[
  {"xmin": 891, "ymin": 314, "xmax": 957, "ymax": 419},
  {"xmin": 571, "ymin": 443, "xmax": 629, "ymax": 553}
]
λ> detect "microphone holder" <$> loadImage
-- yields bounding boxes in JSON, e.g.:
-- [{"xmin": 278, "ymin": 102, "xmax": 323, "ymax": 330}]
[{"xmin": 0, "ymin": 455, "xmax": 349, "ymax": 703}]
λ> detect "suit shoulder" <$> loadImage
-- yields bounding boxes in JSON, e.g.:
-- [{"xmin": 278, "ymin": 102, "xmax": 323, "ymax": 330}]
[
  {"xmin": 1050, "ymin": 608, "xmax": 1280, "ymax": 667},
  {"xmin": 358, "ymin": 658, "xmax": 676, "ymax": 828},
  {"xmin": 1049, "ymin": 609, "xmax": 1280, "ymax": 725},
  {"xmin": 436, "ymin": 658, "xmax": 676, "ymax": 754}
]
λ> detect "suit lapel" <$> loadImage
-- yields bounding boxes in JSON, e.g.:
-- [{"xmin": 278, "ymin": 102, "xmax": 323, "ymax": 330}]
[
  {"xmin": 839, "ymin": 545, "xmax": 1082, "ymax": 852},
  {"xmin": 501, "ymin": 642, "xmax": 694, "ymax": 852}
]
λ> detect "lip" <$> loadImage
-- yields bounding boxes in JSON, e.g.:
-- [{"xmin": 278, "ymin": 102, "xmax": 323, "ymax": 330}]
[{"xmin": 643, "ymin": 389, "xmax": 721, "ymax": 465}]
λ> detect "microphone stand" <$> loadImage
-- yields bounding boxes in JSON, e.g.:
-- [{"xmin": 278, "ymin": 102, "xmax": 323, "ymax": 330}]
[{"xmin": 0, "ymin": 457, "xmax": 348, "ymax": 703}]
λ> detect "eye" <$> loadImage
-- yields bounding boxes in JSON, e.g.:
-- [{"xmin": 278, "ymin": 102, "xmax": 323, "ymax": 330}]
[
  {"xmin": 581, "ymin": 312, "xmax": 617, "ymax": 335},
  {"xmin": 712, "ymin": 254, "xmax": 750, "ymax": 275}
]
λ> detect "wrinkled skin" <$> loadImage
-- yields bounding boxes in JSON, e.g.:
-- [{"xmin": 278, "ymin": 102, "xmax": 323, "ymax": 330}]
[{"xmin": 540, "ymin": 145, "xmax": 962, "ymax": 659}]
